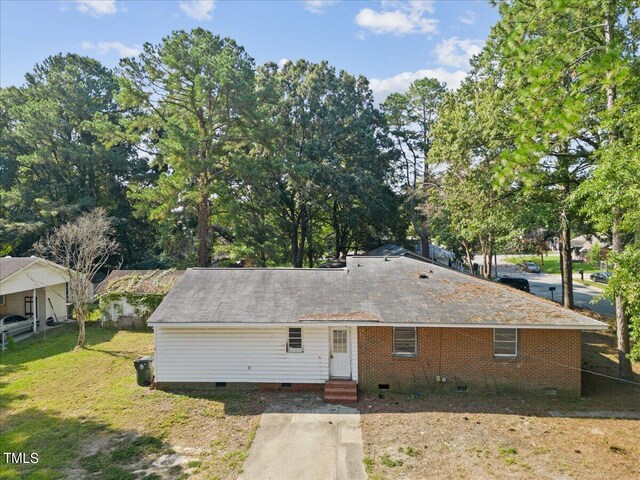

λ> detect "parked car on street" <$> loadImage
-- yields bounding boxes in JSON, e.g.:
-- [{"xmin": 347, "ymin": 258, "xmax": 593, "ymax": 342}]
[
  {"xmin": 496, "ymin": 276, "xmax": 531, "ymax": 293},
  {"xmin": 589, "ymin": 271, "xmax": 612, "ymax": 284},
  {"xmin": 524, "ymin": 261, "xmax": 541, "ymax": 273},
  {"xmin": 0, "ymin": 315, "xmax": 40, "ymax": 344}
]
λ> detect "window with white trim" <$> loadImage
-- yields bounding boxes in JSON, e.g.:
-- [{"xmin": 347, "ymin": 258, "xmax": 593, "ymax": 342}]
[
  {"xmin": 393, "ymin": 327, "xmax": 417, "ymax": 356},
  {"xmin": 494, "ymin": 328, "xmax": 518, "ymax": 357},
  {"xmin": 287, "ymin": 327, "xmax": 303, "ymax": 353},
  {"xmin": 0, "ymin": 294, "xmax": 5, "ymax": 306}
]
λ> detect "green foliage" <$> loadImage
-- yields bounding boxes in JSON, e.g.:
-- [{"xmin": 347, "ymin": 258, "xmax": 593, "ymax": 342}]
[
  {"xmin": 117, "ymin": 29, "xmax": 258, "ymax": 267},
  {"xmin": 398, "ymin": 446, "xmax": 420, "ymax": 457},
  {"xmin": 380, "ymin": 454, "xmax": 404, "ymax": 467},
  {"xmin": 227, "ymin": 60, "xmax": 405, "ymax": 267},
  {"xmin": 0, "ymin": 54, "xmax": 154, "ymax": 266},
  {"xmin": 602, "ymin": 246, "xmax": 640, "ymax": 360},
  {"xmin": 381, "ymin": 77, "xmax": 447, "ymax": 254},
  {"xmin": 428, "ymin": 48, "xmax": 518, "ymax": 276}
]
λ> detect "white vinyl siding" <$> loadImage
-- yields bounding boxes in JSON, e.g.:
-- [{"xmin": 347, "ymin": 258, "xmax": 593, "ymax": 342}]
[
  {"xmin": 0, "ymin": 263, "xmax": 68, "ymax": 296},
  {"xmin": 494, "ymin": 328, "xmax": 518, "ymax": 357},
  {"xmin": 45, "ymin": 283, "xmax": 68, "ymax": 321},
  {"xmin": 393, "ymin": 327, "xmax": 417, "ymax": 356},
  {"xmin": 155, "ymin": 326, "xmax": 347, "ymax": 383}
]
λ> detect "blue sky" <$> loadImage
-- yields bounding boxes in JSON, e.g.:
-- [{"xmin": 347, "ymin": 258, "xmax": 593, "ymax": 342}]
[{"xmin": 1, "ymin": 1, "xmax": 499, "ymax": 100}]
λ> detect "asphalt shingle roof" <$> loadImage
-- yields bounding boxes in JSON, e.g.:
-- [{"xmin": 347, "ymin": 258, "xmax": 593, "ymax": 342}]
[
  {"xmin": 0, "ymin": 257, "xmax": 39, "ymax": 282},
  {"xmin": 148, "ymin": 255, "xmax": 606, "ymax": 329}
]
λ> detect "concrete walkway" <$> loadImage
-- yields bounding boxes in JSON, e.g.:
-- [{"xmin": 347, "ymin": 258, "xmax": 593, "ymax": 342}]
[{"xmin": 239, "ymin": 393, "xmax": 366, "ymax": 480}]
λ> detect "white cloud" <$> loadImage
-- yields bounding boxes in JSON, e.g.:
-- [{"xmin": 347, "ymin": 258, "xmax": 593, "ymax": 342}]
[
  {"xmin": 435, "ymin": 37, "xmax": 483, "ymax": 68},
  {"xmin": 370, "ymin": 68, "xmax": 467, "ymax": 101},
  {"xmin": 278, "ymin": 58, "xmax": 291, "ymax": 69},
  {"xmin": 179, "ymin": 0, "xmax": 216, "ymax": 20},
  {"xmin": 355, "ymin": 1, "xmax": 437, "ymax": 36},
  {"xmin": 459, "ymin": 10, "xmax": 476, "ymax": 25},
  {"xmin": 75, "ymin": 0, "xmax": 117, "ymax": 16},
  {"xmin": 304, "ymin": 0, "xmax": 339, "ymax": 14},
  {"xmin": 81, "ymin": 41, "xmax": 141, "ymax": 57}
]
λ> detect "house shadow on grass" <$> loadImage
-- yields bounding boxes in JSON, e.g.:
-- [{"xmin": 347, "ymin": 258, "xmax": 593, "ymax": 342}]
[
  {"xmin": 0, "ymin": 407, "xmax": 185, "ymax": 479},
  {"xmin": 0, "ymin": 324, "xmax": 117, "ymax": 368}
]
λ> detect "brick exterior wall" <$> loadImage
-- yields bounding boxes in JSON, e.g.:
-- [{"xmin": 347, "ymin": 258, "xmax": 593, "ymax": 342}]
[{"xmin": 357, "ymin": 327, "xmax": 582, "ymax": 395}]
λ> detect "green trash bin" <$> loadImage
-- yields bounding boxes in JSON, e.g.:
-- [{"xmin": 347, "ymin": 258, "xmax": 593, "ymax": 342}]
[{"xmin": 134, "ymin": 356, "xmax": 153, "ymax": 386}]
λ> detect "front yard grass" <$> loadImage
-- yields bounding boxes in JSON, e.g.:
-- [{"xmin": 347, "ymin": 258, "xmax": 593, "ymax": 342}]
[
  {"xmin": 359, "ymin": 329, "xmax": 640, "ymax": 480},
  {"xmin": 0, "ymin": 324, "xmax": 264, "ymax": 480},
  {"xmin": 505, "ymin": 254, "xmax": 601, "ymax": 275},
  {"xmin": 506, "ymin": 255, "xmax": 607, "ymax": 289}
]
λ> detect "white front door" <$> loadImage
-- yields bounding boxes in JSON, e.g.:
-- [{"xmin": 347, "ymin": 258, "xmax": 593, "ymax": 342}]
[{"xmin": 329, "ymin": 328, "xmax": 351, "ymax": 378}]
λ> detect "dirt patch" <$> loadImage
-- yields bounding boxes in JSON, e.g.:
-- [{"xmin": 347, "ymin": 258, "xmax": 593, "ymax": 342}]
[
  {"xmin": 360, "ymin": 329, "xmax": 640, "ymax": 480},
  {"xmin": 360, "ymin": 393, "xmax": 640, "ymax": 480}
]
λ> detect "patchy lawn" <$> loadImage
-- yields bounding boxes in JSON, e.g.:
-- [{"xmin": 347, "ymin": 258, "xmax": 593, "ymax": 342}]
[
  {"xmin": 360, "ymin": 330, "xmax": 640, "ymax": 480},
  {"xmin": 0, "ymin": 325, "xmax": 264, "ymax": 480}
]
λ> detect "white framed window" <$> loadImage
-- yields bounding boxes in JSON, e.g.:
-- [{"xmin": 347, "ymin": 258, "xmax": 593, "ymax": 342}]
[
  {"xmin": 0, "ymin": 294, "xmax": 5, "ymax": 306},
  {"xmin": 287, "ymin": 327, "xmax": 303, "ymax": 353},
  {"xmin": 393, "ymin": 327, "xmax": 417, "ymax": 356},
  {"xmin": 494, "ymin": 328, "xmax": 518, "ymax": 357}
]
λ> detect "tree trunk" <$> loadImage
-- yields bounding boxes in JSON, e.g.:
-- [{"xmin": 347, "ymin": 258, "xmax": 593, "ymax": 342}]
[
  {"xmin": 604, "ymin": 8, "xmax": 633, "ymax": 380},
  {"xmin": 291, "ymin": 230, "xmax": 299, "ymax": 268},
  {"xmin": 612, "ymin": 210, "xmax": 633, "ymax": 379},
  {"xmin": 306, "ymin": 215, "xmax": 314, "ymax": 268},
  {"xmin": 420, "ymin": 232, "xmax": 430, "ymax": 259},
  {"xmin": 76, "ymin": 314, "xmax": 86, "ymax": 349},
  {"xmin": 604, "ymin": 8, "xmax": 632, "ymax": 379},
  {"xmin": 294, "ymin": 205, "xmax": 307, "ymax": 268},
  {"xmin": 559, "ymin": 210, "xmax": 574, "ymax": 308},
  {"xmin": 461, "ymin": 240, "xmax": 473, "ymax": 275},
  {"xmin": 197, "ymin": 190, "xmax": 211, "ymax": 267},
  {"xmin": 487, "ymin": 240, "xmax": 493, "ymax": 278}
]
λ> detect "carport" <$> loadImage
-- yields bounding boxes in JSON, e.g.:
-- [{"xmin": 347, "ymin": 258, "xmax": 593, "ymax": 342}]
[{"xmin": 0, "ymin": 256, "xmax": 71, "ymax": 332}]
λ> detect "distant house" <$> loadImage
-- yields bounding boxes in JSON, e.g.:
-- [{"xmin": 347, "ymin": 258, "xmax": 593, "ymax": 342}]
[
  {"xmin": 95, "ymin": 270, "xmax": 183, "ymax": 329},
  {"xmin": 570, "ymin": 235, "xmax": 610, "ymax": 261},
  {"xmin": 148, "ymin": 254, "xmax": 606, "ymax": 401},
  {"xmin": 0, "ymin": 256, "xmax": 71, "ymax": 329}
]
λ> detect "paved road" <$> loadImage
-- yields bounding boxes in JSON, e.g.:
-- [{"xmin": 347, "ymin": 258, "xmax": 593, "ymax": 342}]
[
  {"xmin": 240, "ymin": 393, "xmax": 366, "ymax": 480},
  {"xmin": 494, "ymin": 255, "xmax": 614, "ymax": 319},
  {"xmin": 526, "ymin": 272, "xmax": 614, "ymax": 318}
]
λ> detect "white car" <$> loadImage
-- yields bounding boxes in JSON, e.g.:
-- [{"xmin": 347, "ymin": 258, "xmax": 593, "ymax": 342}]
[
  {"xmin": 525, "ymin": 261, "xmax": 541, "ymax": 273},
  {"xmin": 0, "ymin": 315, "xmax": 40, "ymax": 343}
]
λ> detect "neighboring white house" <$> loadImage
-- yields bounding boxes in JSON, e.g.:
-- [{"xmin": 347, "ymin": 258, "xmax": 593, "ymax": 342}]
[
  {"xmin": 95, "ymin": 270, "xmax": 183, "ymax": 328},
  {"xmin": 0, "ymin": 256, "xmax": 71, "ymax": 330}
]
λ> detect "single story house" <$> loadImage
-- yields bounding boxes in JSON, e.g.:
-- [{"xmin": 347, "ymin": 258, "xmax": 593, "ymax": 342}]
[
  {"xmin": 0, "ymin": 256, "xmax": 71, "ymax": 329},
  {"xmin": 570, "ymin": 234, "xmax": 611, "ymax": 261},
  {"xmin": 148, "ymin": 255, "xmax": 607, "ymax": 400},
  {"xmin": 96, "ymin": 270, "xmax": 183, "ymax": 328}
]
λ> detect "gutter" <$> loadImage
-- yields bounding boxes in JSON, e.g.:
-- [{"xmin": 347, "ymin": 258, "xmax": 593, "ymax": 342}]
[{"xmin": 148, "ymin": 321, "xmax": 608, "ymax": 330}]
